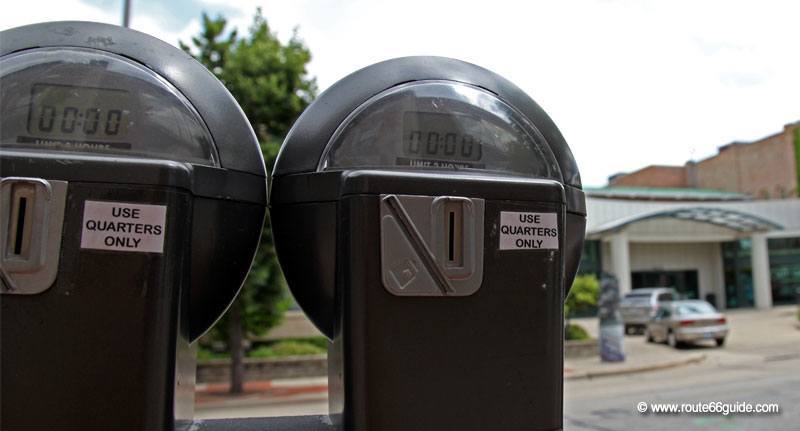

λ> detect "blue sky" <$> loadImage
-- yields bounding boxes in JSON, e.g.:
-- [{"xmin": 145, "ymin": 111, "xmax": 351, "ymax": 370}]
[{"xmin": 2, "ymin": 0, "xmax": 798, "ymax": 186}]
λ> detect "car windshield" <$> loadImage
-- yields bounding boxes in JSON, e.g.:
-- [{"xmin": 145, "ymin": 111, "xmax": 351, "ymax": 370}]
[
  {"xmin": 675, "ymin": 302, "xmax": 716, "ymax": 315},
  {"xmin": 623, "ymin": 292, "xmax": 652, "ymax": 304}
]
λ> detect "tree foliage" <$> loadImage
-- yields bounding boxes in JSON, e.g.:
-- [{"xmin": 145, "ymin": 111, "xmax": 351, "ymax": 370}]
[
  {"xmin": 178, "ymin": 14, "xmax": 237, "ymax": 79},
  {"xmin": 180, "ymin": 9, "xmax": 316, "ymax": 391},
  {"xmin": 565, "ymin": 274, "xmax": 600, "ymax": 320}
]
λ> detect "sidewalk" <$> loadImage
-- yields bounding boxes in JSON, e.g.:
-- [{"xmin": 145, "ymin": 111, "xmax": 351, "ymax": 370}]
[
  {"xmin": 564, "ymin": 316, "xmax": 707, "ymax": 379},
  {"xmin": 196, "ymin": 377, "xmax": 328, "ymax": 408},
  {"xmin": 564, "ymin": 346, "xmax": 706, "ymax": 380},
  {"xmin": 196, "ymin": 344, "xmax": 705, "ymax": 409},
  {"xmin": 196, "ymin": 306, "xmax": 798, "ymax": 409}
]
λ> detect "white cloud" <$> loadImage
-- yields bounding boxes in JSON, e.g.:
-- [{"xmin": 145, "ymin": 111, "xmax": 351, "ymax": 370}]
[
  {"xmin": 0, "ymin": 0, "xmax": 200, "ymax": 49},
  {"xmin": 4, "ymin": 0, "xmax": 798, "ymax": 186},
  {"xmin": 0, "ymin": 0, "xmax": 118, "ymax": 29},
  {"xmin": 132, "ymin": 14, "xmax": 201, "ymax": 48},
  {"xmin": 251, "ymin": 0, "xmax": 800, "ymax": 186}
]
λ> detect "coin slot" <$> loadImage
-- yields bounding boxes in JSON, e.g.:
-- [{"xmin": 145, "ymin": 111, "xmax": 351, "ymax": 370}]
[
  {"xmin": 7, "ymin": 184, "xmax": 35, "ymax": 259},
  {"xmin": 448, "ymin": 211, "xmax": 455, "ymax": 261},
  {"xmin": 445, "ymin": 202, "xmax": 463, "ymax": 267},
  {"xmin": 380, "ymin": 194, "xmax": 484, "ymax": 297},
  {"xmin": 13, "ymin": 197, "xmax": 28, "ymax": 255}
]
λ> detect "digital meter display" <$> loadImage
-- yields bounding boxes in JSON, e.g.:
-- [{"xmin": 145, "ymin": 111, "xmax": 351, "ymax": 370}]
[
  {"xmin": 321, "ymin": 81, "xmax": 561, "ymax": 178},
  {"xmin": 1, "ymin": 47, "xmax": 219, "ymax": 164},
  {"xmin": 27, "ymin": 84, "xmax": 131, "ymax": 140},
  {"xmin": 402, "ymin": 112, "xmax": 482, "ymax": 161}
]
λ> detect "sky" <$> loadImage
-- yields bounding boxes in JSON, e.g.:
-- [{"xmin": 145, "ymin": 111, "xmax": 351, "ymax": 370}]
[{"xmin": 2, "ymin": 0, "xmax": 798, "ymax": 186}]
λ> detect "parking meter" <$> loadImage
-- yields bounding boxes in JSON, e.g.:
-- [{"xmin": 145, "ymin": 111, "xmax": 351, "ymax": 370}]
[
  {"xmin": 271, "ymin": 57, "xmax": 586, "ymax": 430},
  {"xmin": 0, "ymin": 22, "xmax": 266, "ymax": 431}
]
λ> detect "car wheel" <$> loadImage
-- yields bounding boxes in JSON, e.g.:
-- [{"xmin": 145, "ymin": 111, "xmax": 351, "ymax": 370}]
[
  {"xmin": 645, "ymin": 329, "xmax": 655, "ymax": 343},
  {"xmin": 715, "ymin": 338, "xmax": 725, "ymax": 347},
  {"xmin": 667, "ymin": 330, "xmax": 680, "ymax": 349},
  {"xmin": 625, "ymin": 325, "xmax": 634, "ymax": 335}
]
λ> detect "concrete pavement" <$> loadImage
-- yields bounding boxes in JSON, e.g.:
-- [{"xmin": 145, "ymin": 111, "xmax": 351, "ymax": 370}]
[
  {"xmin": 564, "ymin": 353, "xmax": 799, "ymax": 431},
  {"xmin": 563, "ymin": 309, "xmax": 800, "ymax": 431},
  {"xmin": 195, "ymin": 305, "xmax": 799, "ymax": 421},
  {"xmin": 195, "ymin": 346, "xmax": 707, "ymax": 415}
]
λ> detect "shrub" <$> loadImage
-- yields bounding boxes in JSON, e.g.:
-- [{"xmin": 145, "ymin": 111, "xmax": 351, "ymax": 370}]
[
  {"xmin": 197, "ymin": 346, "xmax": 229, "ymax": 360},
  {"xmin": 565, "ymin": 323, "xmax": 590, "ymax": 341},
  {"xmin": 197, "ymin": 337, "xmax": 329, "ymax": 362},
  {"xmin": 565, "ymin": 275, "xmax": 600, "ymax": 320},
  {"xmin": 287, "ymin": 336, "xmax": 329, "ymax": 350},
  {"xmin": 248, "ymin": 340, "xmax": 326, "ymax": 358}
]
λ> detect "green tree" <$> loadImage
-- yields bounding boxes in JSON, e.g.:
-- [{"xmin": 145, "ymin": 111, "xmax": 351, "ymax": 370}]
[
  {"xmin": 564, "ymin": 275, "xmax": 599, "ymax": 341},
  {"xmin": 181, "ymin": 9, "xmax": 316, "ymax": 393},
  {"xmin": 178, "ymin": 14, "xmax": 237, "ymax": 79}
]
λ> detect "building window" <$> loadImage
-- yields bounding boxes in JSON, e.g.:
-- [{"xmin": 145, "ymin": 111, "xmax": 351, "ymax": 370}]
[
  {"xmin": 631, "ymin": 270, "xmax": 699, "ymax": 300},
  {"xmin": 577, "ymin": 240, "xmax": 601, "ymax": 277},
  {"xmin": 722, "ymin": 239, "xmax": 754, "ymax": 309},
  {"xmin": 768, "ymin": 237, "xmax": 800, "ymax": 305}
]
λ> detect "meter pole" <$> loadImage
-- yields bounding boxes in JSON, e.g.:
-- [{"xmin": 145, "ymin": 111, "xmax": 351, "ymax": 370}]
[{"xmin": 122, "ymin": 0, "xmax": 131, "ymax": 27}]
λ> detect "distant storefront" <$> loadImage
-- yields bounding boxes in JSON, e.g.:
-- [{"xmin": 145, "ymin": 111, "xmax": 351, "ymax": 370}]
[{"xmin": 578, "ymin": 187, "xmax": 800, "ymax": 310}]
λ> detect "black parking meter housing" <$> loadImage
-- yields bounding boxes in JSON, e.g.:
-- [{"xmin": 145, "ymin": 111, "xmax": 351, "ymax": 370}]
[
  {"xmin": 0, "ymin": 22, "xmax": 266, "ymax": 431},
  {"xmin": 271, "ymin": 57, "xmax": 586, "ymax": 430}
]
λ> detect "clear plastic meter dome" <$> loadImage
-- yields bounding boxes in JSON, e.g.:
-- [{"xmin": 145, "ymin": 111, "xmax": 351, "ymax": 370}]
[
  {"xmin": 320, "ymin": 81, "xmax": 561, "ymax": 179},
  {"xmin": 0, "ymin": 47, "xmax": 218, "ymax": 165}
]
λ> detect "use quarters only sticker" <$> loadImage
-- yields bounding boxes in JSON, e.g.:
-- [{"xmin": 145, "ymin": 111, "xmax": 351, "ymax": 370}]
[
  {"xmin": 499, "ymin": 211, "xmax": 559, "ymax": 250},
  {"xmin": 80, "ymin": 200, "xmax": 167, "ymax": 253}
]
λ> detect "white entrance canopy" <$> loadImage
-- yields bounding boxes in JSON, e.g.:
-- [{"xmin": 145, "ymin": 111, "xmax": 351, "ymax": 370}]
[
  {"xmin": 585, "ymin": 195, "xmax": 800, "ymax": 310},
  {"xmin": 589, "ymin": 207, "xmax": 783, "ymax": 236}
]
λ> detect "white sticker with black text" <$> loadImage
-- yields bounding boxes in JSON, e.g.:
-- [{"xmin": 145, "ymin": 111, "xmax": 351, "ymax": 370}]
[
  {"xmin": 499, "ymin": 211, "xmax": 559, "ymax": 250},
  {"xmin": 80, "ymin": 200, "xmax": 167, "ymax": 253}
]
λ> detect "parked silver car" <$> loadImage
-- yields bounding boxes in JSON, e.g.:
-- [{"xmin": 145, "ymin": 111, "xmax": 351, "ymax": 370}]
[
  {"xmin": 620, "ymin": 287, "xmax": 677, "ymax": 334},
  {"xmin": 645, "ymin": 300, "xmax": 729, "ymax": 348}
]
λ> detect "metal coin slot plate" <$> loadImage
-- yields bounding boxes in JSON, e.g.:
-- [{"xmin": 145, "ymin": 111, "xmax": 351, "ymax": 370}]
[
  {"xmin": 380, "ymin": 194, "xmax": 484, "ymax": 296},
  {"xmin": 0, "ymin": 177, "xmax": 67, "ymax": 294}
]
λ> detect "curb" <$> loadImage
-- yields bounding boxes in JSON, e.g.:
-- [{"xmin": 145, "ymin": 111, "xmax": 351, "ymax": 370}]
[
  {"xmin": 564, "ymin": 354, "xmax": 706, "ymax": 380},
  {"xmin": 197, "ymin": 355, "xmax": 327, "ymax": 385},
  {"xmin": 195, "ymin": 390, "xmax": 328, "ymax": 410},
  {"xmin": 196, "ymin": 355, "xmax": 708, "ymax": 408},
  {"xmin": 195, "ymin": 377, "xmax": 328, "ymax": 410}
]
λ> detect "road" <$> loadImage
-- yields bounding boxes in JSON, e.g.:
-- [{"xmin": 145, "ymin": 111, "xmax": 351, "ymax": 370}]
[
  {"xmin": 196, "ymin": 307, "xmax": 799, "ymax": 430},
  {"xmin": 565, "ymin": 306, "xmax": 800, "ymax": 430},
  {"xmin": 195, "ymin": 393, "xmax": 328, "ymax": 420},
  {"xmin": 564, "ymin": 350, "xmax": 799, "ymax": 430}
]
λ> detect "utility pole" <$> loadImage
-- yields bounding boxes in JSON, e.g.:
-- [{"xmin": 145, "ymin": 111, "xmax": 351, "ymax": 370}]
[{"xmin": 122, "ymin": 0, "xmax": 131, "ymax": 28}]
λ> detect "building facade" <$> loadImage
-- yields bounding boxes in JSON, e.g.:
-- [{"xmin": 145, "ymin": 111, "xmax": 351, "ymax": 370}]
[
  {"xmin": 609, "ymin": 122, "xmax": 800, "ymax": 199},
  {"xmin": 579, "ymin": 188, "xmax": 800, "ymax": 310}
]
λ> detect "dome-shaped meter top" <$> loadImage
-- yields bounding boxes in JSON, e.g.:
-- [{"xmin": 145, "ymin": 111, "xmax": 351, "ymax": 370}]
[{"xmin": 273, "ymin": 56, "xmax": 581, "ymax": 191}]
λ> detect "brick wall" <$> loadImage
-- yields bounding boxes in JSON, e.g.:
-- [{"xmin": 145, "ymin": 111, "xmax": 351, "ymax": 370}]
[
  {"xmin": 609, "ymin": 122, "xmax": 799, "ymax": 199},
  {"xmin": 695, "ymin": 123, "xmax": 798, "ymax": 198},
  {"xmin": 693, "ymin": 143, "xmax": 742, "ymax": 192},
  {"xmin": 609, "ymin": 165, "xmax": 687, "ymax": 188}
]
